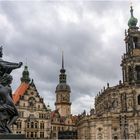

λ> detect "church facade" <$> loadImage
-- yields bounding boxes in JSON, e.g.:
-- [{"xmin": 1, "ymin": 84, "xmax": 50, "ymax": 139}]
[
  {"xmin": 77, "ymin": 6, "xmax": 140, "ymax": 140},
  {"xmin": 12, "ymin": 66, "xmax": 51, "ymax": 139}
]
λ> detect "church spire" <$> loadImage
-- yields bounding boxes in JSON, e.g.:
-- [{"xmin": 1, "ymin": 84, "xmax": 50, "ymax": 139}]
[
  {"xmin": 59, "ymin": 52, "xmax": 66, "ymax": 83},
  {"xmin": 55, "ymin": 52, "xmax": 71, "ymax": 116},
  {"xmin": 60, "ymin": 51, "xmax": 66, "ymax": 74},
  {"xmin": 130, "ymin": 5, "xmax": 133, "ymax": 17},
  {"xmin": 21, "ymin": 65, "xmax": 30, "ymax": 83},
  {"xmin": 62, "ymin": 51, "xmax": 64, "ymax": 69}
]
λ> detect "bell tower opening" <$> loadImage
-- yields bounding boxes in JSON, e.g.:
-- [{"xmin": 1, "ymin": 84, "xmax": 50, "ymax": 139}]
[{"xmin": 133, "ymin": 37, "xmax": 139, "ymax": 48}]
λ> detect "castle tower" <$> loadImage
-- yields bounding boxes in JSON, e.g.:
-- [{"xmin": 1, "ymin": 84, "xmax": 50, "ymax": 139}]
[
  {"xmin": 121, "ymin": 6, "xmax": 140, "ymax": 85},
  {"xmin": 55, "ymin": 53, "xmax": 71, "ymax": 117},
  {"xmin": 13, "ymin": 65, "xmax": 51, "ymax": 139}
]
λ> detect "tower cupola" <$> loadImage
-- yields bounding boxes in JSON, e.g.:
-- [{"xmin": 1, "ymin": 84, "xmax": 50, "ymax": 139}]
[
  {"xmin": 128, "ymin": 6, "xmax": 138, "ymax": 28},
  {"xmin": 21, "ymin": 65, "xmax": 30, "ymax": 83},
  {"xmin": 59, "ymin": 52, "xmax": 66, "ymax": 83},
  {"xmin": 56, "ymin": 52, "xmax": 71, "ymax": 92}
]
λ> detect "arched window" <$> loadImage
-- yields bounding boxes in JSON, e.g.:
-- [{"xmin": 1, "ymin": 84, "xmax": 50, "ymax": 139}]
[
  {"xmin": 26, "ymin": 132, "xmax": 29, "ymax": 138},
  {"xmin": 27, "ymin": 122, "xmax": 30, "ymax": 128},
  {"xmin": 35, "ymin": 132, "xmax": 37, "ymax": 138},
  {"xmin": 17, "ymin": 121, "xmax": 21, "ymax": 128},
  {"xmin": 31, "ymin": 122, "xmax": 34, "ymax": 128},
  {"xmin": 138, "ymin": 95, "xmax": 140, "ymax": 105},
  {"xmin": 35, "ymin": 122, "xmax": 38, "ymax": 128},
  {"xmin": 40, "ymin": 132, "xmax": 44, "ymax": 138},
  {"xmin": 40, "ymin": 122, "xmax": 44, "ymax": 129},
  {"xmin": 31, "ymin": 132, "xmax": 33, "ymax": 138},
  {"xmin": 133, "ymin": 37, "xmax": 139, "ymax": 48}
]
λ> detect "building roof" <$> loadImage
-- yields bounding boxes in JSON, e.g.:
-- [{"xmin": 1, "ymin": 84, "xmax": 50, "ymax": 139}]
[
  {"xmin": 71, "ymin": 115, "xmax": 78, "ymax": 123},
  {"xmin": 51, "ymin": 109, "xmax": 60, "ymax": 119},
  {"xmin": 13, "ymin": 82, "xmax": 29, "ymax": 104},
  {"xmin": 51, "ymin": 109, "xmax": 78, "ymax": 125}
]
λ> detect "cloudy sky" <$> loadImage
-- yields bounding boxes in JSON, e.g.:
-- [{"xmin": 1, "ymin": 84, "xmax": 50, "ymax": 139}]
[{"xmin": 0, "ymin": 0, "xmax": 140, "ymax": 115}]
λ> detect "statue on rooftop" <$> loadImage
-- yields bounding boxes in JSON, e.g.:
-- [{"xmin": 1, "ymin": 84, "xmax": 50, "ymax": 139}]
[{"xmin": 0, "ymin": 46, "xmax": 22, "ymax": 133}]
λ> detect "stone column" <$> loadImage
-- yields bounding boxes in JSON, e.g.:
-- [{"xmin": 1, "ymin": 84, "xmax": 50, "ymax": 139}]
[
  {"xmin": 89, "ymin": 121, "xmax": 96, "ymax": 139},
  {"xmin": 104, "ymin": 120, "xmax": 112, "ymax": 140}
]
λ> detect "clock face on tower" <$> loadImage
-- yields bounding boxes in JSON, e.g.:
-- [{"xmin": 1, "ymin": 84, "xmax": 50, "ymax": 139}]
[{"xmin": 61, "ymin": 93, "xmax": 69, "ymax": 102}]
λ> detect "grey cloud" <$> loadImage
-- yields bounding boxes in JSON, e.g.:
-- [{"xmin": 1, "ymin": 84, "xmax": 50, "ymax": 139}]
[{"xmin": 0, "ymin": 1, "xmax": 139, "ymax": 114}]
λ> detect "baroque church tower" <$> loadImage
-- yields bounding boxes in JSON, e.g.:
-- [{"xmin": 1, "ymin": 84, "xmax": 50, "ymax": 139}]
[
  {"xmin": 121, "ymin": 6, "xmax": 140, "ymax": 85},
  {"xmin": 55, "ymin": 53, "xmax": 71, "ymax": 117},
  {"xmin": 77, "ymin": 6, "xmax": 140, "ymax": 140}
]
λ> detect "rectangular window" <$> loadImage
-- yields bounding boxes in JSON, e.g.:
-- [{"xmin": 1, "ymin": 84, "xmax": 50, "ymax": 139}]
[
  {"xmin": 17, "ymin": 121, "xmax": 21, "ymax": 128},
  {"xmin": 27, "ymin": 122, "xmax": 30, "ymax": 128},
  {"xmin": 35, "ymin": 123, "xmax": 38, "ymax": 128},
  {"xmin": 31, "ymin": 132, "xmax": 33, "ymax": 138},
  {"xmin": 40, "ymin": 132, "xmax": 44, "ymax": 138},
  {"xmin": 27, "ymin": 132, "xmax": 29, "ymax": 138},
  {"xmin": 39, "ymin": 113, "xmax": 46, "ymax": 119},
  {"xmin": 35, "ymin": 132, "xmax": 37, "ymax": 138},
  {"xmin": 31, "ymin": 122, "xmax": 34, "ymax": 128},
  {"xmin": 53, "ymin": 126, "xmax": 56, "ymax": 131},
  {"xmin": 40, "ymin": 123, "xmax": 44, "ymax": 129}
]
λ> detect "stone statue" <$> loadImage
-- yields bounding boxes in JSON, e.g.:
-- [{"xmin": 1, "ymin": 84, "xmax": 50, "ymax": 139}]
[
  {"xmin": 0, "ymin": 46, "xmax": 22, "ymax": 133},
  {"xmin": 0, "ymin": 47, "xmax": 22, "ymax": 77}
]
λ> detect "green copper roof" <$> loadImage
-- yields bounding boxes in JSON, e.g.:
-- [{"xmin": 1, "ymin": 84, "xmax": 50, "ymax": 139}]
[
  {"xmin": 56, "ymin": 53, "xmax": 71, "ymax": 92},
  {"xmin": 59, "ymin": 52, "xmax": 66, "ymax": 83},
  {"xmin": 128, "ymin": 6, "xmax": 138, "ymax": 28},
  {"xmin": 21, "ymin": 65, "xmax": 30, "ymax": 83}
]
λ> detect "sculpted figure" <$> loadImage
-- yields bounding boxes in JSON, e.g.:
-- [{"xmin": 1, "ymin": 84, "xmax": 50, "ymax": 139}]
[
  {"xmin": 0, "ymin": 46, "xmax": 22, "ymax": 133},
  {"xmin": 0, "ymin": 47, "xmax": 22, "ymax": 77}
]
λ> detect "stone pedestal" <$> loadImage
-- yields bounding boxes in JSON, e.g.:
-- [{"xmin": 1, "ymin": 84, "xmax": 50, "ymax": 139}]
[{"xmin": 0, "ymin": 134, "xmax": 25, "ymax": 139}]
